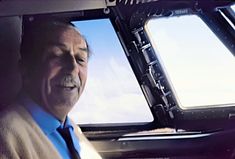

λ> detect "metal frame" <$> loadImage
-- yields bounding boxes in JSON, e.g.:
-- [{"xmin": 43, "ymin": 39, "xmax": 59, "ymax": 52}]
[{"xmin": 0, "ymin": 0, "xmax": 107, "ymax": 17}]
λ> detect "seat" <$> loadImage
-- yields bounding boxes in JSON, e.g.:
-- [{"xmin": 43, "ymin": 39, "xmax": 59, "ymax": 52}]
[{"xmin": 0, "ymin": 16, "xmax": 22, "ymax": 109}]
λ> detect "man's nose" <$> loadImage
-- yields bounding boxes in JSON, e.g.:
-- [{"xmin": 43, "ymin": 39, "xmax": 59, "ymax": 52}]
[{"xmin": 64, "ymin": 55, "xmax": 79, "ymax": 74}]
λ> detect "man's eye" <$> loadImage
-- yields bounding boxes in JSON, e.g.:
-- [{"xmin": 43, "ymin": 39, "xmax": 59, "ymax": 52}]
[{"xmin": 76, "ymin": 58, "xmax": 85, "ymax": 63}]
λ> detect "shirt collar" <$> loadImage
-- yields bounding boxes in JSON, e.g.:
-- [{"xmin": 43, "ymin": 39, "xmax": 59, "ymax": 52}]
[
  {"xmin": 59, "ymin": 116, "xmax": 74, "ymax": 130},
  {"xmin": 18, "ymin": 93, "xmax": 74, "ymax": 135}
]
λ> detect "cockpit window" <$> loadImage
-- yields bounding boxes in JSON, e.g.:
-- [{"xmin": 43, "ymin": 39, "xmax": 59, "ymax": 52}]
[
  {"xmin": 231, "ymin": 4, "xmax": 235, "ymax": 11},
  {"xmin": 145, "ymin": 14, "xmax": 235, "ymax": 109},
  {"xmin": 69, "ymin": 19, "xmax": 153, "ymax": 124}
]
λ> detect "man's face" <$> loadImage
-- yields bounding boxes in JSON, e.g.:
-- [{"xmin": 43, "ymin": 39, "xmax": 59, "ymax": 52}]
[{"xmin": 27, "ymin": 26, "xmax": 88, "ymax": 121}]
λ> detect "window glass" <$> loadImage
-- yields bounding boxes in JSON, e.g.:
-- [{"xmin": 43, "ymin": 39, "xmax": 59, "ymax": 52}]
[
  {"xmin": 231, "ymin": 4, "xmax": 235, "ymax": 11},
  {"xmin": 146, "ymin": 15, "xmax": 235, "ymax": 109},
  {"xmin": 69, "ymin": 19, "xmax": 153, "ymax": 124}
]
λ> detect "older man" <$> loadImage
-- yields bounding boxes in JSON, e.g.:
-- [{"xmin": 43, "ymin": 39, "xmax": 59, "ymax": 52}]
[{"xmin": 0, "ymin": 19, "xmax": 101, "ymax": 159}]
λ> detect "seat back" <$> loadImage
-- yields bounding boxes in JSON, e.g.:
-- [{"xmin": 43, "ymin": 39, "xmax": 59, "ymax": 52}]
[{"xmin": 0, "ymin": 16, "xmax": 22, "ymax": 108}]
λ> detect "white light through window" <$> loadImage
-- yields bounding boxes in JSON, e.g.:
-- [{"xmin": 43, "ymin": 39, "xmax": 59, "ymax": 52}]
[
  {"xmin": 146, "ymin": 15, "xmax": 235, "ymax": 109},
  {"xmin": 69, "ymin": 19, "xmax": 153, "ymax": 124}
]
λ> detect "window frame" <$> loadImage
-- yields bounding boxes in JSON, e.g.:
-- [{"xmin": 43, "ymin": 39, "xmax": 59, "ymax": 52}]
[
  {"xmin": 77, "ymin": 1, "xmax": 235, "ymax": 133},
  {"xmin": 143, "ymin": 2, "xmax": 235, "ymax": 129},
  {"xmin": 69, "ymin": 18, "xmax": 154, "ymax": 125},
  {"xmin": 17, "ymin": 0, "xmax": 235, "ymax": 138},
  {"xmin": 145, "ymin": 9, "xmax": 235, "ymax": 109},
  {"xmin": 107, "ymin": 1, "xmax": 235, "ymax": 131}
]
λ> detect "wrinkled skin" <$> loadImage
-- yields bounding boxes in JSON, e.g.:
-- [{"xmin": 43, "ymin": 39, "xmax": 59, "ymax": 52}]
[{"xmin": 23, "ymin": 26, "xmax": 88, "ymax": 122}]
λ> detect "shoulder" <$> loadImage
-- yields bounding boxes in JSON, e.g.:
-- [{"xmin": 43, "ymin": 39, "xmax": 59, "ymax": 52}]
[
  {"xmin": 0, "ymin": 103, "xmax": 62, "ymax": 159},
  {"xmin": 0, "ymin": 103, "xmax": 39, "ymax": 141},
  {"xmin": 0, "ymin": 103, "xmax": 31, "ymax": 129},
  {"xmin": 0, "ymin": 104, "xmax": 32, "ymax": 158}
]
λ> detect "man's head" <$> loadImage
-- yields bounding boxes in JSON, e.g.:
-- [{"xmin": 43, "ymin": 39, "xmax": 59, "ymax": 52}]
[{"xmin": 20, "ymin": 20, "xmax": 89, "ymax": 121}]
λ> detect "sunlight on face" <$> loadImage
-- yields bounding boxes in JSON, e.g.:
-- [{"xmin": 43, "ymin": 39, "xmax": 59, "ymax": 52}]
[{"xmin": 29, "ymin": 26, "xmax": 88, "ymax": 121}]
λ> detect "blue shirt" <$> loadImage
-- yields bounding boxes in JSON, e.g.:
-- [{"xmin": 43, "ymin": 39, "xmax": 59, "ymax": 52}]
[{"xmin": 19, "ymin": 95, "xmax": 81, "ymax": 159}]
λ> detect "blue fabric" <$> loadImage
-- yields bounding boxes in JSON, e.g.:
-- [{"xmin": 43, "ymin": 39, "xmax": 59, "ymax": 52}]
[{"xmin": 19, "ymin": 94, "xmax": 81, "ymax": 159}]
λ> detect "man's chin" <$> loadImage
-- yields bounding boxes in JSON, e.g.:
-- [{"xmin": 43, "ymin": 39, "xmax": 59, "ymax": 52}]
[
  {"xmin": 49, "ymin": 94, "xmax": 79, "ymax": 107},
  {"xmin": 45, "ymin": 100, "xmax": 77, "ymax": 120},
  {"xmin": 45, "ymin": 90, "xmax": 80, "ymax": 116}
]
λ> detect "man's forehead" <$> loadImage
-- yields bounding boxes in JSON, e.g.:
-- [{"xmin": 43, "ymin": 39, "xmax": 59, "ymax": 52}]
[
  {"xmin": 24, "ymin": 20, "xmax": 81, "ymax": 39},
  {"xmin": 43, "ymin": 26, "xmax": 85, "ymax": 44},
  {"xmin": 21, "ymin": 20, "xmax": 90, "ymax": 58},
  {"xmin": 41, "ymin": 27, "xmax": 88, "ymax": 56}
]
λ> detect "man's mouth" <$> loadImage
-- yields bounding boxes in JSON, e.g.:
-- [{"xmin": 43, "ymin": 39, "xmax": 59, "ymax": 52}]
[
  {"xmin": 55, "ymin": 75, "xmax": 80, "ymax": 91},
  {"xmin": 57, "ymin": 84, "xmax": 77, "ymax": 91}
]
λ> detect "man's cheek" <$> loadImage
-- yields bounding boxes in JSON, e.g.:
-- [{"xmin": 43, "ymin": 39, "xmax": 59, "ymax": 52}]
[{"xmin": 47, "ymin": 65, "xmax": 62, "ymax": 80}]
